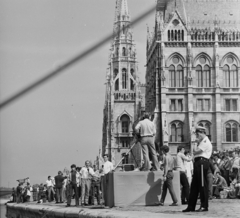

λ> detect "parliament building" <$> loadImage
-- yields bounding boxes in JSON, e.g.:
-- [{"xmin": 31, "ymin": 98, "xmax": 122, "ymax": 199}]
[{"xmin": 146, "ymin": 0, "xmax": 240, "ymax": 153}]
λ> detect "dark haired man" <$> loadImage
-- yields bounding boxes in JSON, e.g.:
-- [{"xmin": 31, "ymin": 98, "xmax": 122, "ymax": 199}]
[
  {"xmin": 159, "ymin": 145, "xmax": 178, "ymax": 206},
  {"xmin": 135, "ymin": 112, "xmax": 159, "ymax": 171},
  {"xmin": 103, "ymin": 154, "xmax": 113, "ymax": 174},
  {"xmin": 66, "ymin": 164, "xmax": 80, "ymax": 207},
  {"xmin": 46, "ymin": 176, "xmax": 55, "ymax": 202},
  {"xmin": 54, "ymin": 171, "xmax": 65, "ymax": 203},
  {"xmin": 175, "ymin": 145, "xmax": 192, "ymax": 204},
  {"xmin": 183, "ymin": 126, "xmax": 212, "ymax": 212}
]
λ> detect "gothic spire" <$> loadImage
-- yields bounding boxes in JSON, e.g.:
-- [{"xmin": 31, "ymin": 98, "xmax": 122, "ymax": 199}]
[{"xmin": 114, "ymin": 0, "xmax": 130, "ymax": 21}]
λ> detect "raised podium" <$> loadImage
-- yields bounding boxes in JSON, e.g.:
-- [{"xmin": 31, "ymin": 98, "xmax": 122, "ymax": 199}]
[{"xmin": 103, "ymin": 171, "xmax": 181, "ymax": 207}]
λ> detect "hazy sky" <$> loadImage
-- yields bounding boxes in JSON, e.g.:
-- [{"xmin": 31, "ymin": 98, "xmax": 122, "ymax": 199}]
[{"xmin": 0, "ymin": 0, "xmax": 156, "ymax": 187}]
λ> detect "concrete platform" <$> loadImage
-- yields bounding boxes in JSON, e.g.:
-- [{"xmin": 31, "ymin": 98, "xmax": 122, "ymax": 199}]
[{"xmin": 5, "ymin": 199, "xmax": 240, "ymax": 218}]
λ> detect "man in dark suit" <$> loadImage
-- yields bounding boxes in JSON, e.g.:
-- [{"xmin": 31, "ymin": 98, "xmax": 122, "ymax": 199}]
[{"xmin": 54, "ymin": 171, "xmax": 65, "ymax": 203}]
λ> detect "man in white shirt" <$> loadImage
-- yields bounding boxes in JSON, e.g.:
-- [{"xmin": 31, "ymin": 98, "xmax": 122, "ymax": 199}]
[
  {"xmin": 183, "ymin": 126, "xmax": 212, "ymax": 213},
  {"xmin": 80, "ymin": 160, "xmax": 95, "ymax": 206},
  {"xmin": 135, "ymin": 112, "xmax": 160, "ymax": 171},
  {"xmin": 46, "ymin": 176, "xmax": 55, "ymax": 202},
  {"xmin": 103, "ymin": 154, "xmax": 114, "ymax": 174},
  {"xmin": 175, "ymin": 145, "xmax": 192, "ymax": 204}
]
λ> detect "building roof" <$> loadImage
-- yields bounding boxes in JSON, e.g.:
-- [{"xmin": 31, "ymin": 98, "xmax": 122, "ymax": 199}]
[{"xmin": 163, "ymin": 0, "xmax": 240, "ymax": 30}]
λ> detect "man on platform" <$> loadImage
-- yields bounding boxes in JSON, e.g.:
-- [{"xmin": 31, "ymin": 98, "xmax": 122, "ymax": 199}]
[
  {"xmin": 135, "ymin": 112, "xmax": 159, "ymax": 171},
  {"xmin": 46, "ymin": 176, "xmax": 55, "ymax": 202},
  {"xmin": 159, "ymin": 145, "xmax": 178, "ymax": 206},
  {"xmin": 183, "ymin": 126, "xmax": 212, "ymax": 212},
  {"xmin": 80, "ymin": 160, "xmax": 95, "ymax": 206},
  {"xmin": 103, "ymin": 154, "xmax": 113, "ymax": 174},
  {"xmin": 66, "ymin": 164, "xmax": 80, "ymax": 207},
  {"xmin": 54, "ymin": 171, "xmax": 65, "ymax": 203}
]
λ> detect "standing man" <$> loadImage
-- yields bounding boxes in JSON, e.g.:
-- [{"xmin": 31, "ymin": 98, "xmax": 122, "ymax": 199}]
[
  {"xmin": 46, "ymin": 176, "xmax": 55, "ymax": 202},
  {"xmin": 183, "ymin": 126, "xmax": 212, "ymax": 212},
  {"xmin": 103, "ymin": 154, "xmax": 113, "ymax": 174},
  {"xmin": 66, "ymin": 164, "xmax": 80, "ymax": 207},
  {"xmin": 80, "ymin": 160, "xmax": 95, "ymax": 206},
  {"xmin": 135, "ymin": 112, "xmax": 160, "ymax": 171},
  {"xmin": 54, "ymin": 171, "xmax": 65, "ymax": 203},
  {"xmin": 159, "ymin": 145, "xmax": 178, "ymax": 206},
  {"xmin": 90, "ymin": 165, "xmax": 101, "ymax": 205},
  {"xmin": 175, "ymin": 145, "xmax": 192, "ymax": 205}
]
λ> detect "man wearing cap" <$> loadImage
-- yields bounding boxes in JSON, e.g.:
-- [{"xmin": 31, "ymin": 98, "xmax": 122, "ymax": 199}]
[
  {"xmin": 183, "ymin": 126, "xmax": 212, "ymax": 212},
  {"xmin": 66, "ymin": 164, "xmax": 80, "ymax": 207},
  {"xmin": 135, "ymin": 112, "xmax": 160, "ymax": 171}
]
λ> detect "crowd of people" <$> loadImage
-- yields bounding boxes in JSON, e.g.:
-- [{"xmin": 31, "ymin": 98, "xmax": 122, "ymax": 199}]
[
  {"xmin": 6, "ymin": 112, "xmax": 240, "ymax": 212},
  {"xmin": 8, "ymin": 154, "xmax": 114, "ymax": 207}
]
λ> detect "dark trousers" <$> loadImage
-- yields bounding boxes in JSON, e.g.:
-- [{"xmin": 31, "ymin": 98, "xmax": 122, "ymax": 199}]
[
  {"xmin": 67, "ymin": 183, "xmax": 79, "ymax": 206},
  {"xmin": 180, "ymin": 171, "xmax": 190, "ymax": 202},
  {"xmin": 160, "ymin": 171, "xmax": 178, "ymax": 203},
  {"xmin": 188, "ymin": 158, "xmax": 209, "ymax": 210},
  {"xmin": 56, "ymin": 187, "xmax": 63, "ymax": 203},
  {"xmin": 90, "ymin": 183, "xmax": 100, "ymax": 205},
  {"xmin": 223, "ymin": 170, "xmax": 230, "ymax": 186}
]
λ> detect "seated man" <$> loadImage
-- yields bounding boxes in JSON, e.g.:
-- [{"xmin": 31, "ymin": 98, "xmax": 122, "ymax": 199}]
[{"xmin": 213, "ymin": 172, "xmax": 228, "ymax": 198}]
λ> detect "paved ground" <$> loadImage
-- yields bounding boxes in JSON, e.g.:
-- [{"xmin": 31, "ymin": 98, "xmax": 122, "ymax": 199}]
[
  {"xmin": 114, "ymin": 199, "xmax": 240, "ymax": 218},
  {"xmin": 4, "ymin": 198, "xmax": 240, "ymax": 218}
]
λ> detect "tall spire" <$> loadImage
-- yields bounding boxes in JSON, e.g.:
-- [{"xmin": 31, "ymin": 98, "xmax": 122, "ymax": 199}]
[{"xmin": 114, "ymin": 0, "xmax": 130, "ymax": 21}]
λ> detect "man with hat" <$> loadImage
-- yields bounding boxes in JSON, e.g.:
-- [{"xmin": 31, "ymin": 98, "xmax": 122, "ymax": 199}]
[{"xmin": 183, "ymin": 126, "xmax": 212, "ymax": 212}]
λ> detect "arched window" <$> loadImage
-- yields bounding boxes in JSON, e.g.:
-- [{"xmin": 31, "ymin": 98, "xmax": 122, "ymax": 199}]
[
  {"xmin": 122, "ymin": 47, "xmax": 126, "ymax": 56},
  {"xmin": 168, "ymin": 30, "xmax": 170, "ymax": 41},
  {"xmin": 196, "ymin": 63, "xmax": 211, "ymax": 87},
  {"xmin": 223, "ymin": 63, "xmax": 238, "ymax": 87},
  {"xmin": 170, "ymin": 122, "xmax": 184, "ymax": 142},
  {"xmin": 114, "ymin": 69, "xmax": 118, "ymax": 79},
  {"xmin": 121, "ymin": 115, "xmax": 130, "ymax": 133},
  {"xmin": 222, "ymin": 55, "xmax": 239, "ymax": 88},
  {"xmin": 182, "ymin": 30, "xmax": 184, "ymax": 41},
  {"xmin": 169, "ymin": 64, "xmax": 184, "ymax": 87},
  {"xmin": 169, "ymin": 65, "xmax": 175, "ymax": 87},
  {"xmin": 122, "ymin": 25, "xmax": 125, "ymax": 34},
  {"xmin": 130, "ymin": 79, "xmax": 134, "ymax": 91},
  {"xmin": 225, "ymin": 121, "xmax": 239, "ymax": 142},
  {"xmin": 198, "ymin": 121, "xmax": 211, "ymax": 141},
  {"xmin": 115, "ymin": 79, "xmax": 119, "ymax": 91},
  {"xmin": 122, "ymin": 68, "xmax": 127, "ymax": 89},
  {"xmin": 176, "ymin": 65, "xmax": 184, "ymax": 87}
]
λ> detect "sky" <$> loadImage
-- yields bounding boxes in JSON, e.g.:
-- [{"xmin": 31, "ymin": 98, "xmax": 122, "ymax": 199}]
[{"xmin": 0, "ymin": 0, "xmax": 156, "ymax": 187}]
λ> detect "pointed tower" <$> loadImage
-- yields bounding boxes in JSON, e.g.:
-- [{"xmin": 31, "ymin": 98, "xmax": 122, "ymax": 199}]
[{"xmin": 102, "ymin": 0, "xmax": 143, "ymax": 169}]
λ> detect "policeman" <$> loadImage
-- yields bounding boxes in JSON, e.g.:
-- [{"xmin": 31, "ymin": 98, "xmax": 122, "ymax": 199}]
[{"xmin": 182, "ymin": 126, "xmax": 212, "ymax": 212}]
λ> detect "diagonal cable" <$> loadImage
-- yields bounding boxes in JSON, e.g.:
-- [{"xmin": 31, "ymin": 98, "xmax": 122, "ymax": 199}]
[{"xmin": 0, "ymin": 5, "xmax": 155, "ymax": 110}]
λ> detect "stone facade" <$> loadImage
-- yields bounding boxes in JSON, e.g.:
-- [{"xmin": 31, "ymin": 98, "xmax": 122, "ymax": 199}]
[
  {"xmin": 146, "ymin": 0, "xmax": 240, "ymax": 154},
  {"xmin": 102, "ymin": 0, "xmax": 144, "ymax": 169}
]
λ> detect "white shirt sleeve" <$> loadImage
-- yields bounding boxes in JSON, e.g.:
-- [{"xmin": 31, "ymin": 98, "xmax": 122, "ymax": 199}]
[{"xmin": 135, "ymin": 122, "xmax": 141, "ymax": 132}]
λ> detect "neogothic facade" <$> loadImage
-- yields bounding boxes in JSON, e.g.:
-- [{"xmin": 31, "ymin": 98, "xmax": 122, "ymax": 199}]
[
  {"xmin": 146, "ymin": 0, "xmax": 240, "ymax": 153},
  {"xmin": 102, "ymin": 0, "xmax": 144, "ymax": 168}
]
